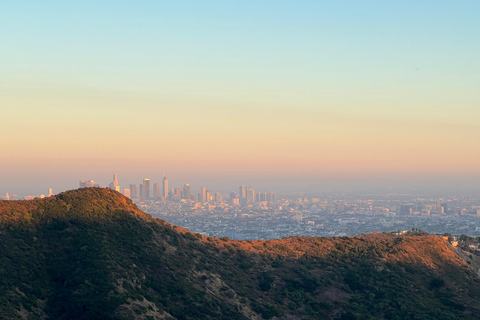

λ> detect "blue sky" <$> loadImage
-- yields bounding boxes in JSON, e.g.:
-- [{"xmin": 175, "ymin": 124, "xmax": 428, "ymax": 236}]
[{"xmin": 1, "ymin": 1, "xmax": 479, "ymax": 195}]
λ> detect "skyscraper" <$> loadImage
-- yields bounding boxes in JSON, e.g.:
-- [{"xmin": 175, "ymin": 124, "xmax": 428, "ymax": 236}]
[
  {"xmin": 124, "ymin": 189, "xmax": 131, "ymax": 198},
  {"xmin": 48, "ymin": 188, "xmax": 53, "ymax": 197},
  {"xmin": 162, "ymin": 176, "xmax": 169, "ymax": 200},
  {"xmin": 267, "ymin": 192, "xmax": 275, "ymax": 202},
  {"xmin": 183, "ymin": 184, "xmax": 191, "ymax": 201},
  {"xmin": 5, "ymin": 193, "xmax": 9, "ymax": 201},
  {"xmin": 143, "ymin": 179, "xmax": 150, "ymax": 200},
  {"xmin": 239, "ymin": 185, "xmax": 246, "ymax": 199},
  {"xmin": 175, "ymin": 188, "xmax": 181, "ymax": 199},
  {"xmin": 140, "ymin": 184, "xmax": 145, "ymax": 201},
  {"xmin": 441, "ymin": 203, "xmax": 448, "ymax": 214},
  {"xmin": 109, "ymin": 174, "xmax": 119, "ymax": 191},
  {"xmin": 246, "ymin": 187, "xmax": 255, "ymax": 204},
  {"xmin": 79, "ymin": 180, "xmax": 95, "ymax": 188},
  {"xmin": 130, "ymin": 184, "xmax": 137, "ymax": 198},
  {"xmin": 258, "ymin": 192, "xmax": 267, "ymax": 202},
  {"xmin": 153, "ymin": 183, "xmax": 160, "ymax": 199},
  {"xmin": 200, "ymin": 187, "xmax": 207, "ymax": 203}
]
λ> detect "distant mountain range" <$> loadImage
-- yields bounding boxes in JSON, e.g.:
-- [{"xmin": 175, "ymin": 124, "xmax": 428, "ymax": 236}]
[{"xmin": 1, "ymin": 188, "xmax": 480, "ymax": 320}]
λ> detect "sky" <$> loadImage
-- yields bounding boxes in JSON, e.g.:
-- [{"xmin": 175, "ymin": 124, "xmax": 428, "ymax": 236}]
[{"xmin": 1, "ymin": 1, "xmax": 479, "ymax": 196}]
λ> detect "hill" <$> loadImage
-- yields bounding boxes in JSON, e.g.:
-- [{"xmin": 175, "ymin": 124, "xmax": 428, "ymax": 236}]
[{"xmin": 1, "ymin": 188, "xmax": 480, "ymax": 320}]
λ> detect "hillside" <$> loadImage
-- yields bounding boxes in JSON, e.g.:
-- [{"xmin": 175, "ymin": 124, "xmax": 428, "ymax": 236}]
[{"xmin": 1, "ymin": 188, "xmax": 480, "ymax": 320}]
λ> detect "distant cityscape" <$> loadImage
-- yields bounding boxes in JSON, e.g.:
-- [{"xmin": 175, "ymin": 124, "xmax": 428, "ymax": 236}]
[
  {"xmin": 2, "ymin": 173, "xmax": 480, "ymax": 240},
  {"xmin": 82, "ymin": 174, "xmax": 277, "ymax": 206}
]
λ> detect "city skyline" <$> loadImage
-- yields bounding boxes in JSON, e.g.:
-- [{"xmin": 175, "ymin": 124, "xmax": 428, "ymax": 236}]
[
  {"xmin": 2, "ymin": 171, "xmax": 478, "ymax": 200},
  {"xmin": 2, "ymin": 172, "xmax": 480, "ymax": 240},
  {"xmin": 1, "ymin": 1, "xmax": 479, "ymax": 196},
  {"xmin": 1, "ymin": 172, "xmax": 280, "ymax": 200}
]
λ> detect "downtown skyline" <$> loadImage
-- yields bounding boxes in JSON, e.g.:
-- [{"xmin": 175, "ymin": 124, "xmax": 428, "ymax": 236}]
[
  {"xmin": 2, "ymin": 171, "xmax": 478, "ymax": 200},
  {"xmin": 1, "ymin": 173, "xmax": 278, "ymax": 204}
]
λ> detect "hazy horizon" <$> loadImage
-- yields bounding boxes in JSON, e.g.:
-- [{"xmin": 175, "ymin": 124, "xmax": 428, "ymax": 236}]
[
  {"xmin": 1, "ymin": 1, "xmax": 479, "ymax": 197},
  {"xmin": 2, "ymin": 171, "xmax": 479, "ymax": 198}
]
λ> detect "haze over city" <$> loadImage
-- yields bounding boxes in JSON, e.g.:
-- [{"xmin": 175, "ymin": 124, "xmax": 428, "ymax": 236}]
[{"xmin": 1, "ymin": 1, "xmax": 479, "ymax": 197}]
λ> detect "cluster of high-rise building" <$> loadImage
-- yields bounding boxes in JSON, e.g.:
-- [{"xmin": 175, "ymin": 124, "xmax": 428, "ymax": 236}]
[
  {"xmin": 121, "ymin": 177, "xmax": 167, "ymax": 202},
  {"xmin": 235, "ymin": 185, "xmax": 275, "ymax": 206},
  {"xmin": 79, "ymin": 180, "xmax": 99, "ymax": 188},
  {"xmin": 84, "ymin": 174, "xmax": 276, "ymax": 207}
]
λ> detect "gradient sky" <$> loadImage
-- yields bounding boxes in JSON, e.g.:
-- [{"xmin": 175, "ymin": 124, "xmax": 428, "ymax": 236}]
[{"xmin": 1, "ymin": 1, "xmax": 479, "ymax": 196}]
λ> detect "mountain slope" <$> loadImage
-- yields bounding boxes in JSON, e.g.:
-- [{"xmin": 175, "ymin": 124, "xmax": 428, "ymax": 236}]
[{"xmin": 1, "ymin": 188, "xmax": 480, "ymax": 320}]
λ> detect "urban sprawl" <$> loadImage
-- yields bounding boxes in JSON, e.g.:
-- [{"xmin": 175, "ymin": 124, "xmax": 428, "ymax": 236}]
[{"xmin": 4, "ymin": 174, "xmax": 480, "ymax": 241}]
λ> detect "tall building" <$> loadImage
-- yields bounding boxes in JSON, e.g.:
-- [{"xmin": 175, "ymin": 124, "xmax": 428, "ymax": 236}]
[
  {"xmin": 143, "ymin": 179, "xmax": 150, "ymax": 200},
  {"xmin": 267, "ymin": 192, "xmax": 275, "ymax": 202},
  {"xmin": 124, "ymin": 189, "xmax": 131, "ymax": 198},
  {"xmin": 183, "ymin": 184, "xmax": 191, "ymax": 200},
  {"xmin": 162, "ymin": 176, "xmax": 169, "ymax": 200},
  {"xmin": 175, "ymin": 188, "xmax": 182, "ymax": 199},
  {"xmin": 206, "ymin": 190, "xmax": 211, "ymax": 203},
  {"xmin": 79, "ymin": 180, "xmax": 95, "ymax": 188},
  {"xmin": 246, "ymin": 187, "xmax": 255, "ymax": 204},
  {"xmin": 258, "ymin": 192, "xmax": 267, "ymax": 202},
  {"xmin": 130, "ymin": 184, "xmax": 137, "ymax": 198},
  {"xmin": 200, "ymin": 187, "xmax": 207, "ymax": 203},
  {"xmin": 48, "ymin": 188, "xmax": 53, "ymax": 197},
  {"xmin": 239, "ymin": 185, "xmax": 246, "ymax": 199},
  {"xmin": 153, "ymin": 183, "xmax": 160, "ymax": 199},
  {"xmin": 109, "ymin": 174, "xmax": 119, "ymax": 191},
  {"xmin": 441, "ymin": 203, "xmax": 448, "ymax": 214},
  {"xmin": 5, "ymin": 193, "xmax": 9, "ymax": 201}
]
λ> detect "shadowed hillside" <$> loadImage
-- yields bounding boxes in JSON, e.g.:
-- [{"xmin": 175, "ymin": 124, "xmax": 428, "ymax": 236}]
[{"xmin": 1, "ymin": 188, "xmax": 480, "ymax": 320}]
